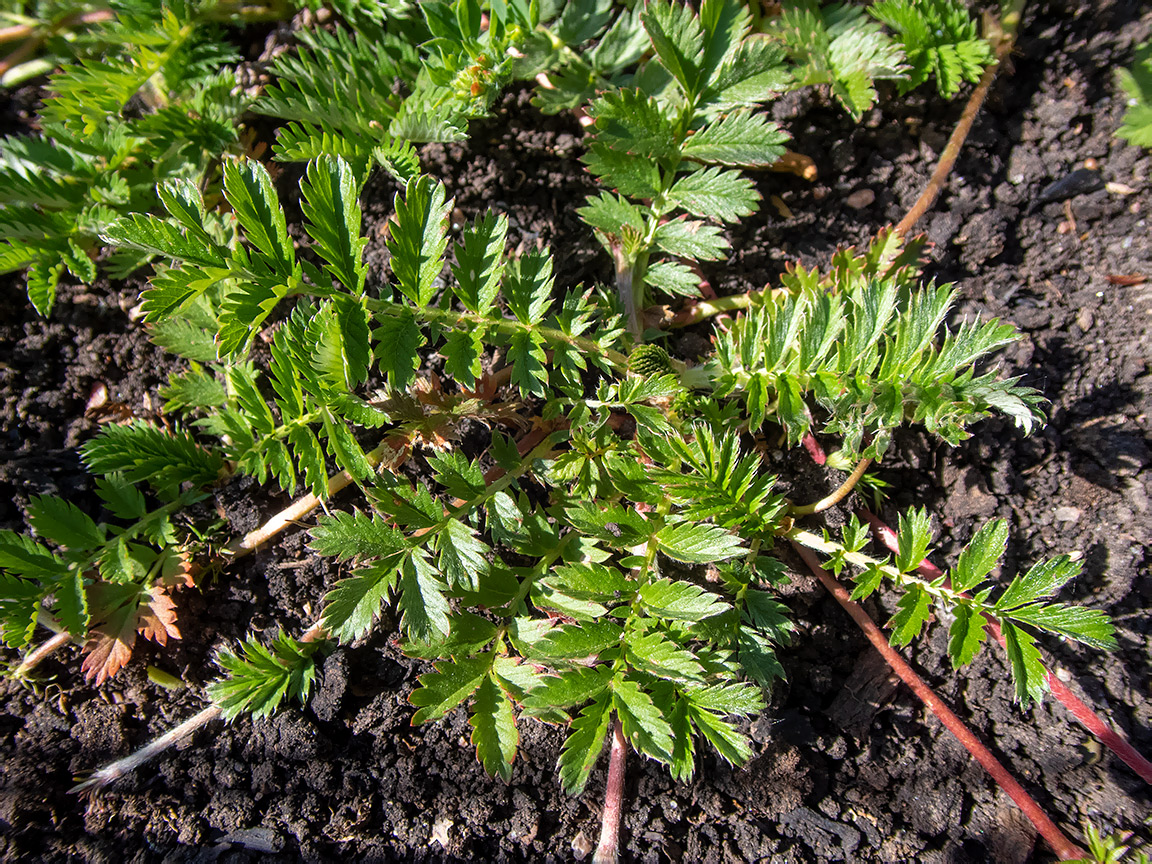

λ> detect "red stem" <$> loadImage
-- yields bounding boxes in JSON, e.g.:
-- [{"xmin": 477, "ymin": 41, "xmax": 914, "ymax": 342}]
[
  {"xmin": 593, "ymin": 718, "xmax": 627, "ymax": 864},
  {"xmin": 792, "ymin": 540, "xmax": 1084, "ymax": 860},
  {"xmin": 858, "ymin": 509, "xmax": 1152, "ymax": 786},
  {"xmin": 801, "ymin": 432, "xmax": 827, "ymax": 465}
]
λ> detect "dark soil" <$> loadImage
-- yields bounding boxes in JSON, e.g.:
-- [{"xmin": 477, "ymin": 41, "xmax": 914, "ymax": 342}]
[{"xmin": 2, "ymin": 1, "xmax": 1151, "ymax": 861}]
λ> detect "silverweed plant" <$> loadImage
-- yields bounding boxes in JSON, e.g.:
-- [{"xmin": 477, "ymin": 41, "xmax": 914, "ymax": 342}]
[{"xmin": 0, "ymin": 0, "xmax": 1139, "ymax": 860}]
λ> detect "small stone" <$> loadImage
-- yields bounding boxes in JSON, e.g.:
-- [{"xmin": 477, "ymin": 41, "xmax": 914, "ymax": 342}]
[
  {"xmin": 1054, "ymin": 506, "xmax": 1082, "ymax": 523},
  {"xmin": 1076, "ymin": 308, "xmax": 1094, "ymax": 331},
  {"xmin": 430, "ymin": 817, "xmax": 453, "ymax": 848},
  {"xmin": 845, "ymin": 188, "xmax": 875, "ymax": 209},
  {"xmin": 572, "ymin": 830, "xmax": 595, "ymax": 859}
]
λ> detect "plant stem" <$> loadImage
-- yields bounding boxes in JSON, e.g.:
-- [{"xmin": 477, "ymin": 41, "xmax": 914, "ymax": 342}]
[
  {"xmin": 893, "ymin": 2, "xmax": 1022, "ymax": 238},
  {"xmin": 858, "ymin": 509, "xmax": 1152, "ymax": 787},
  {"xmin": 790, "ymin": 456, "xmax": 871, "ymax": 515},
  {"xmin": 12, "ymin": 630, "xmax": 71, "ymax": 679},
  {"xmin": 222, "ymin": 439, "xmax": 396, "ymax": 559},
  {"xmin": 593, "ymin": 718, "xmax": 627, "ymax": 864},
  {"xmin": 368, "ymin": 298, "xmax": 631, "ymax": 371},
  {"xmin": 70, "ymin": 703, "xmax": 223, "ymax": 795},
  {"xmin": 800, "ymin": 432, "xmax": 826, "ymax": 465},
  {"xmin": 791, "ymin": 541, "xmax": 1085, "ymax": 860}
]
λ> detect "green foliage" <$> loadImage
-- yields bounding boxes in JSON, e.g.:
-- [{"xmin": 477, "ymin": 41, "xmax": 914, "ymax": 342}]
[
  {"xmin": 210, "ymin": 632, "xmax": 321, "ymax": 721},
  {"xmin": 0, "ymin": 0, "xmax": 1118, "ymax": 828},
  {"xmin": 254, "ymin": 23, "xmax": 425, "ymax": 177},
  {"xmin": 1117, "ymin": 41, "xmax": 1152, "ymax": 148},
  {"xmin": 2, "ymin": 478, "xmax": 205, "ymax": 683},
  {"xmin": 869, "ymin": 0, "xmax": 994, "ymax": 97},
  {"xmin": 573, "ymin": 0, "xmax": 790, "ymax": 333},
  {"xmin": 771, "ymin": 0, "xmax": 908, "ymax": 119},
  {"xmin": 799, "ymin": 510, "xmax": 1116, "ymax": 708},
  {"xmin": 0, "ymin": 2, "xmax": 249, "ymax": 314},
  {"xmin": 1068, "ymin": 824, "xmax": 1151, "ymax": 864},
  {"xmin": 709, "ymin": 232, "xmax": 1046, "ymax": 460}
]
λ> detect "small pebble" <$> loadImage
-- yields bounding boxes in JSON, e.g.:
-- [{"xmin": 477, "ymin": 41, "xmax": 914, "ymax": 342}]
[
  {"xmin": 1076, "ymin": 308, "xmax": 1094, "ymax": 331},
  {"xmin": 1054, "ymin": 506, "xmax": 1082, "ymax": 523},
  {"xmin": 431, "ymin": 817, "xmax": 453, "ymax": 848},
  {"xmin": 845, "ymin": 188, "xmax": 875, "ymax": 209},
  {"xmin": 572, "ymin": 830, "xmax": 595, "ymax": 859}
]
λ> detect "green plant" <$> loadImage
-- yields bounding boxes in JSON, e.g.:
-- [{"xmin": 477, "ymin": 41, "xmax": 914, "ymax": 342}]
[
  {"xmin": 0, "ymin": 0, "xmax": 252, "ymax": 314},
  {"xmin": 1069, "ymin": 824, "xmax": 1150, "ymax": 864},
  {"xmin": 1117, "ymin": 40, "xmax": 1152, "ymax": 147},
  {"xmin": 72, "ymin": 154, "xmax": 1110, "ymax": 801},
  {"xmin": 868, "ymin": 0, "xmax": 994, "ymax": 97},
  {"xmin": 0, "ymin": 0, "xmax": 1140, "ymax": 860}
]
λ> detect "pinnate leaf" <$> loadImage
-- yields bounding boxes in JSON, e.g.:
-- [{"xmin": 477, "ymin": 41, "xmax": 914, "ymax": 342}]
[
  {"xmin": 895, "ymin": 507, "xmax": 933, "ymax": 572},
  {"xmin": 613, "ymin": 675, "xmax": 674, "ymax": 763},
  {"xmin": 522, "ymin": 667, "xmax": 613, "ymax": 716},
  {"xmin": 689, "ymin": 704, "xmax": 752, "ymax": 766},
  {"xmin": 641, "ymin": 0, "xmax": 704, "ymax": 96},
  {"xmin": 102, "ymin": 214, "xmax": 227, "ymax": 268},
  {"xmin": 652, "ymin": 218, "xmax": 728, "ymax": 261},
  {"xmin": 311, "ymin": 511, "xmax": 410, "ymax": 564},
  {"xmin": 27, "ymin": 495, "xmax": 104, "ymax": 550},
  {"xmin": 655, "ymin": 522, "xmax": 744, "ymax": 564},
  {"xmin": 451, "ymin": 211, "xmax": 506, "ymax": 312},
  {"xmin": 137, "ymin": 585, "xmax": 181, "ymax": 645},
  {"xmin": 373, "ymin": 306, "xmax": 425, "ymax": 390},
  {"xmin": 1000, "ymin": 620, "xmax": 1047, "ymax": 706},
  {"xmin": 0, "ymin": 573, "xmax": 42, "ymax": 647},
  {"xmin": 667, "ymin": 167, "xmax": 759, "ymax": 223},
  {"xmin": 627, "ymin": 629, "xmax": 705, "ymax": 681},
  {"xmin": 94, "ymin": 475, "xmax": 149, "ymax": 526},
  {"xmin": 947, "ymin": 603, "xmax": 987, "ymax": 669},
  {"xmin": 508, "ymin": 329, "xmax": 548, "ymax": 399},
  {"xmin": 887, "ymin": 583, "xmax": 931, "ymax": 647},
  {"xmin": 585, "ymin": 88, "xmax": 678, "ymax": 160},
  {"xmin": 531, "ymin": 620, "xmax": 623, "ymax": 660},
  {"xmin": 0, "ymin": 530, "xmax": 65, "ymax": 578},
  {"xmin": 301, "ymin": 155, "xmax": 367, "ymax": 293},
  {"xmin": 1004, "ymin": 603, "xmax": 1116, "ymax": 651},
  {"xmin": 995, "ymin": 555, "xmax": 1081, "ymax": 612},
  {"xmin": 681, "ymin": 110, "xmax": 789, "ymax": 166},
  {"xmin": 320, "ymin": 563, "xmax": 400, "ymax": 643},
  {"xmin": 398, "ymin": 555, "xmax": 451, "ymax": 642},
  {"xmin": 640, "ymin": 578, "xmax": 730, "ymax": 620},
  {"xmin": 223, "ymin": 158, "xmax": 297, "ymax": 279},
  {"xmin": 436, "ymin": 517, "xmax": 489, "ymax": 592}
]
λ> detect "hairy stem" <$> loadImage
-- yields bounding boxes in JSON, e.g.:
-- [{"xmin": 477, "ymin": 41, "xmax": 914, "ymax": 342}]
[
  {"xmin": 791, "ymin": 541, "xmax": 1084, "ymax": 860},
  {"xmin": 790, "ymin": 457, "xmax": 871, "ymax": 515},
  {"xmin": 593, "ymin": 718, "xmax": 627, "ymax": 864},
  {"xmin": 859, "ymin": 509, "xmax": 1152, "ymax": 787},
  {"xmin": 12, "ymin": 630, "xmax": 71, "ymax": 679},
  {"xmin": 893, "ymin": 5, "xmax": 1022, "ymax": 238},
  {"xmin": 70, "ymin": 703, "xmax": 223, "ymax": 795},
  {"xmin": 223, "ymin": 439, "xmax": 396, "ymax": 558}
]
